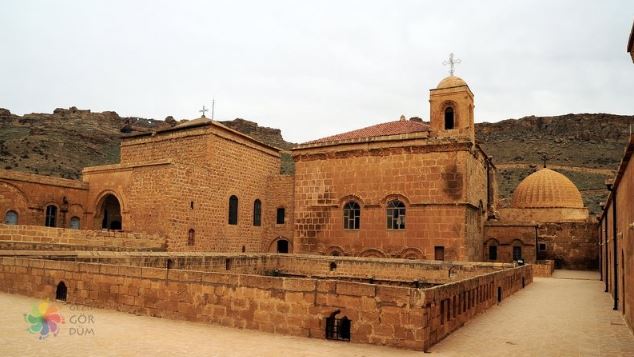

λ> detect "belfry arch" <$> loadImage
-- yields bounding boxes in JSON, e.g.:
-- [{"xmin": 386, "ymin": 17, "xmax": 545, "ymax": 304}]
[{"xmin": 95, "ymin": 193, "xmax": 122, "ymax": 230}]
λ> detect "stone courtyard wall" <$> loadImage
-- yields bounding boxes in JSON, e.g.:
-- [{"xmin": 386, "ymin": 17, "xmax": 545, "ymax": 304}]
[
  {"xmin": 533, "ymin": 260, "xmax": 555, "ymax": 277},
  {"xmin": 538, "ymin": 222, "xmax": 598, "ymax": 270},
  {"xmin": 0, "ymin": 256, "xmax": 531, "ymax": 351},
  {"xmin": 483, "ymin": 223, "xmax": 537, "ymax": 263},
  {"xmin": 0, "ymin": 224, "xmax": 165, "ymax": 250}
]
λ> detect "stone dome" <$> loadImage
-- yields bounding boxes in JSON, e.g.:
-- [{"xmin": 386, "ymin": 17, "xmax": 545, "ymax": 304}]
[
  {"xmin": 436, "ymin": 75, "xmax": 468, "ymax": 89},
  {"xmin": 511, "ymin": 168, "xmax": 584, "ymax": 209}
]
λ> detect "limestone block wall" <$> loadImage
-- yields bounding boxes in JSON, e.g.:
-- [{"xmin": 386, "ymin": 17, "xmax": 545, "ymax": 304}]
[
  {"xmin": 270, "ymin": 255, "xmax": 511, "ymax": 283},
  {"xmin": 483, "ymin": 223, "xmax": 537, "ymax": 263},
  {"xmin": 0, "ymin": 169, "xmax": 88, "ymax": 228},
  {"xmin": 0, "ymin": 224, "xmax": 165, "ymax": 250},
  {"xmin": 533, "ymin": 260, "xmax": 555, "ymax": 277},
  {"xmin": 119, "ymin": 126, "xmax": 211, "ymax": 166},
  {"xmin": 263, "ymin": 174, "xmax": 294, "ymax": 252},
  {"xmin": 600, "ymin": 135, "xmax": 633, "ymax": 330},
  {"xmin": 292, "ymin": 140, "xmax": 488, "ymax": 261},
  {"xmin": 422, "ymin": 264, "xmax": 532, "ymax": 350},
  {"xmin": 538, "ymin": 222, "xmax": 598, "ymax": 270},
  {"xmin": 0, "ymin": 257, "xmax": 531, "ymax": 351},
  {"xmin": 83, "ymin": 161, "xmax": 176, "ymax": 235},
  {"xmin": 85, "ymin": 122, "xmax": 284, "ymax": 253},
  {"xmin": 10, "ymin": 253, "xmax": 512, "ymax": 284},
  {"xmin": 200, "ymin": 129, "xmax": 281, "ymax": 253}
]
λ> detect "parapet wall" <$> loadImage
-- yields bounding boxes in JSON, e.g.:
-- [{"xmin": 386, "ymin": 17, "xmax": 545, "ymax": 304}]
[
  {"xmin": 7, "ymin": 252, "xmax": 515, "ymax": 284},
  {"xmin": 0, "ymin": 255, "xmax": 531, "ymax": 351},
  {"xmin": 533, "ymin": 260, "xmax": 555, "ymax": 277},
  {"xmin": 0, "ymin": 224, "xmax": 166, "ymax": 251}
]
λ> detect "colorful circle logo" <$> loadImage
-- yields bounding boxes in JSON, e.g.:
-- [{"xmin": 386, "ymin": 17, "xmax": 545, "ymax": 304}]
[{"xmin": 24, "ymin": 300, "xmax": 65, "ymax": 340}]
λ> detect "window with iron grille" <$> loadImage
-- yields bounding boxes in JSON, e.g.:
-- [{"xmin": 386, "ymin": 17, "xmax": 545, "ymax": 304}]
[
  {"xmin": 343, "ymin": 201, "xmax": 360, "ymax": 230},
  {"xmin": 386, "ymin": 200, "xmax": 406, "ymax": 229}
]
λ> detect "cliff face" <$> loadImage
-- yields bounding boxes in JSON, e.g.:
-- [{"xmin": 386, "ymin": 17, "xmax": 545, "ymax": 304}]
[
  {"xmin": 0, "ymin": 107, "xmax": 168, "ymax": 179},
  {"xmin": 0, "ymin": 108, "xmax": 631, "ymax": 214}
]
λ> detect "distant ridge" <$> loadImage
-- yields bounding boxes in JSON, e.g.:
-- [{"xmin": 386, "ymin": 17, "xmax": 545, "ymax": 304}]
[{"xmin": 1, "ymin": 108, "xmax": 632, "ymax": 213}]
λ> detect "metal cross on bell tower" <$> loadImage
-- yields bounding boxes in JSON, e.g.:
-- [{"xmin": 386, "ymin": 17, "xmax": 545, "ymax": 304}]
[
  {"xmin": 443, "ymin": 53, "xmax": 462, "ymax": 76},
  {"xmin": 199, "ymin": 105, "xmax": 209, "ymax": 117}
]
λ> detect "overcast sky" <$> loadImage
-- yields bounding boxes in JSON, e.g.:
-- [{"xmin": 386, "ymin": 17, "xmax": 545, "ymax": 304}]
[{"xmin": 1, "ymin": 1, "xmax": 633, "ymax": 143}]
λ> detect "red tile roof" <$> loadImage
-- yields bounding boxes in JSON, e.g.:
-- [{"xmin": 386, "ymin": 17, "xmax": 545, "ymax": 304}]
[{"xmin": 307, "ymin": 119, "xmax": 430, "ymax": 144}]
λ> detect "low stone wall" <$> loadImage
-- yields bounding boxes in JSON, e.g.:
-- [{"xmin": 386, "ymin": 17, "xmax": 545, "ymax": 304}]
[
  {"xmin": 533, "ymin": 260, "xmax": 555, "ymax": 277},
  {"xmin": 0, "ymin": 256, "xmax": 532, "ymax": 351},
  {"xmin": 0, "ymin": 251, "xmax": 515, "ymax": 284},
  {"xmin": 0, "ymin": 224, "xmax": 166, "ymax": 250},
  {"xmin": 422, "ymin": 264, "xmax": 532, "ymax": 349}
]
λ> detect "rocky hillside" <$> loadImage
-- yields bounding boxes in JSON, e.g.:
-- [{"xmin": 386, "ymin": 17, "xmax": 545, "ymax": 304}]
[
  {"xmin": 0, "ymin": 107, "xmax": 169, "ymax": 178},
  {"xmin": 477, "ymin": 113, "xmax": 634, "ymax": 214},
  {"xmin": 0, "ymin": 108, "xmax": 292, "ymax": 178},
  {"xmin": 0, "ymin": 108, "xmax": 631, "ymax": 214}
]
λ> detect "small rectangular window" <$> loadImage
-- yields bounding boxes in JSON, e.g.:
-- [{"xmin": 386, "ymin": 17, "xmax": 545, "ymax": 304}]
[
  {"xmin": 434, "ymin": 246, "xmax": 445, "ymax": 261},
  {"xmin": 45, "ymin": 205, "xmax": 57, "ymax": 227},
  {"xmin": 538, "ymin": 243, "xmax": 546, "ymax": 251},
  {"xmin": 276, "ymin": 208, "xmax": 285, "ymax": 224}
]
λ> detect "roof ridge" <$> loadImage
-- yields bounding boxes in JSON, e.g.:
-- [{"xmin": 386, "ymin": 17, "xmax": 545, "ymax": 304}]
[{"xmin": 306, "ymin": 119, "xmax": 430, "ymax": 145}]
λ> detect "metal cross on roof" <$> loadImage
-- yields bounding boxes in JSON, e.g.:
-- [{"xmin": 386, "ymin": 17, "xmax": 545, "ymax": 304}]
[
  {"xmin": 199, "ymin": 105, "xmax": 209, "ymax": 117},
  {"xmin": 443, "ymin": 53, "xmax": 462, "ymax": 76}
]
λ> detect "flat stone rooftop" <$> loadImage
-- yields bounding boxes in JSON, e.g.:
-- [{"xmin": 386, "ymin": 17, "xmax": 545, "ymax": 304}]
[{"xmin": 1, "ymin": 270, "xmax": 632, "ymax": 356}]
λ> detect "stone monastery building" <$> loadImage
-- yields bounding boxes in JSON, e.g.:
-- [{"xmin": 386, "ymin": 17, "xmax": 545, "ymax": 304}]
[{"xmin": 0, "ymin": 74, "xmax": 598, "ymax": 267}]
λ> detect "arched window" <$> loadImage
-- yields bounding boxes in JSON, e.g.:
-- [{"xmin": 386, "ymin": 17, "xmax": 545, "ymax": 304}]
[
  {"xmin": 343, "ymin": 201, "xmax": 360, "ymax": 230},
  {"xmin": 45, "ymin": 205, "xmax": 57, "ymax": 227},
  {"xmin": 253, "ymin": 199, "xmax": 262, "ymax": 226},
  {"xmin": 4, "ymin": 210, "xmax": 18, "ymax": 225},
  {"xmin": 69, "ymin": 216, "xmax": 80, "ymax": 230},
  {"xmin": 444, "ymin": 107, "xmax": 455, "ymax": 130},
  {"xmin": 386, "ymin": 200, "xmax": 406, "ymax": 229},
  {"xmin": 56, "ymin": 281, "xmax": 67, "ymax": 301},
  {"xmin": 228, "ymin": 195, "xmax": 238, "ymax": 225},
  {"xmin": 188, "ymin": 229, "xmax": 195, "ymax": 246}
]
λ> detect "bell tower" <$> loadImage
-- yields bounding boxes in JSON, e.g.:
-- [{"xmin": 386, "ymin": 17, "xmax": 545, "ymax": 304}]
[
  {"xmin": 429, "ymin": 54, "xmax": 475, "ymax": 142},
  {"xmin": 429, "ymin": 75, "xmax": 475, "ymax": 142}
]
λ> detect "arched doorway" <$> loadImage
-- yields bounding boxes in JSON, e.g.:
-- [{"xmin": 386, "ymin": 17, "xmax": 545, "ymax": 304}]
[
  {"xmin": 56, "ymin": 281, "xmax": 67, "ymax": 301},
  {"xmin": 277, "ymin": 239, "xmax": 289, "ymax": 253},
  {"xmin": 96, "ymin": 194, "xmax": 122, "ymax": 230}
]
